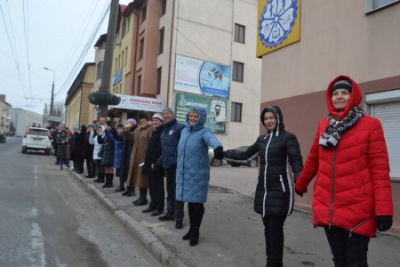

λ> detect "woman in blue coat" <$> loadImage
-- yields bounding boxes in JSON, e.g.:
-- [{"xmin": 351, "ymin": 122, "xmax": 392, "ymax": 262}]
[{"xmin": 176, "ymin": 106, "xmax": 224, "ymax": 246}]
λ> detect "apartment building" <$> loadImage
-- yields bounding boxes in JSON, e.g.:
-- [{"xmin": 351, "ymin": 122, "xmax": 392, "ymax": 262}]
[
  {"xmin": 9, "ymin": 108, "xmax": 43, "ymax": 137},
  {"xmin": 105, "ymin": 0, "xmax": 261, "ymax": 147},
  {"xmin": 256, "ymin": 0, "xmax": 400, "ymax": 230},
  {"xmin": 0, "ymin": 94, "xmax": 12, "ymax": 134}
]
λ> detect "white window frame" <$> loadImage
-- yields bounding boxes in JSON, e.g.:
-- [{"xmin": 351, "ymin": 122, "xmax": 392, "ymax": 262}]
[{"xmin": 366, "ymin": 89, "xmax": 400, "ymax": 180}]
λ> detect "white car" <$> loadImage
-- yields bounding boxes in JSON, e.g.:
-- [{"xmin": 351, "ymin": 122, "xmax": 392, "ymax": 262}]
[{"xmin": 22, "ymin": 127, "xmax": 52, "ymax": 155}]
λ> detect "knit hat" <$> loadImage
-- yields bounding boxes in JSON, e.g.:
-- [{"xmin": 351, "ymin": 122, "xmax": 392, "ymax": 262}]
[
  {"xmin": 106, "ymin": 120, "xmax": 115, "ymax": 129},
  {"xmin": 126, "ymin": 118, "xmax": 137, "ymax": 126},
  {"xmin": 152, "ymin": 113, "xmax": 164, "ymax": 122},
  {"xmin": 80, "ymin": 125, "xmax": 87, "ymax": 132},
  {"xmin": 87, "ymin": 124, "xmax": 95, "ymax": 129},
  {"xmin": 162, "ymin": 107, "xmax": 174, "ymax": 115},
  {"xmin": 73, "ymin": 125, "xmax": 79, "ymax": 130},
  {"xmin": 137, "ymin": 110, "xmax": 150, "ymax": 121},
  {"xmin": 332, "ymin": 79, "xmax": 352, "ymax": 94}
]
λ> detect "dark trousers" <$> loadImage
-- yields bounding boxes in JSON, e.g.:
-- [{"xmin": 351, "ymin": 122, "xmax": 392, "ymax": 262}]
[
  {"xmin": 94, "ymin": 160, "xmax": 104, "ymax": 176},
  {"xmin": 85, "ymin": 158, "xmax": 96, "ymax": 176},
  {"xmin": 324, "ymin": 226, "xmax": 370, "ymax": 267},
  {"xmin": 148, "ymin": 168, "xmax": 165, "ymax": 211},
  {"xmin": 262, "ymin": 216, "xmax": 286, "ymax": 267},
  {"xmin": 74, "ymin": 160, "xmax": 84, "ymax": 173},
  {"xmin": 165, "ymin": 168, "xmax": 184, "ymax": 220}
]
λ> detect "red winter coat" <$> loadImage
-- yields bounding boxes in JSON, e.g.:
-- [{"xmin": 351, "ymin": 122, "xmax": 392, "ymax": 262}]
[{"xmin": 295, "ymin": 75, "xmax": 393, "ymax": 237}]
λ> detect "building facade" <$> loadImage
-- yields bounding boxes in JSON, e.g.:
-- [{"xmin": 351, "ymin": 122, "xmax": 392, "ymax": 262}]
[
  {"xmin": 106, "ymin": 0, "xmax": 261, "ymax": 148},
  {"xmin": 9, "ymin": 108, "xmax": 43, "ymax": 137},
  {"xmin": 0, "ymin": 94, "xmax": 12, "ymax": 134},
  {"xmin": 65, "ymin": 63, "xmax": 96, "ymax": 129},
  {"xmin": 257, "ymin": 0, "xmax": 400, "ymax": 231}
]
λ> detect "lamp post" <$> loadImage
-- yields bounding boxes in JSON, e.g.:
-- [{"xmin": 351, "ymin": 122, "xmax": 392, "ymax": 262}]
[{"xmin": 43, "ymin": 67, "xmax": 55, "ymax": 116}]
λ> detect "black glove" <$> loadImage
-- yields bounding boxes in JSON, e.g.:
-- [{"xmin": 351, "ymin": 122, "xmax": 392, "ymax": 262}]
[
  {"xmin": 295, "ymin": 189, "xmax": 303, "ymax": 197},
  {"xmin": 376, "ymin": 216, "xmax": 393, "ymax": 232},
  {"xmin": 214, "ymin": 147, "xmax": 224, "ymax": 160}
]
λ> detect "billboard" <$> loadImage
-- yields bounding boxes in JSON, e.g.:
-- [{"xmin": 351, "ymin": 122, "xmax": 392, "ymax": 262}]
[
  {"xmin": 108, "ymin": 94, "xmax": 165, "ymax": 112},
  {"xmin": 175, "ymin": 92, "xmax": 227, "ymax": 134},
  {"xmin": 256, "ymin": 0, "xmax": 301, "ymax": 57},
  {"xmin": 174, "ymin": 55, "xmax": 231, "ymax": 99}
]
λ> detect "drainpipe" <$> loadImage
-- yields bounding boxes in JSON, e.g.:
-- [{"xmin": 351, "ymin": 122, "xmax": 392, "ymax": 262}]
[
  {"xmin": 166, "ymin": 0, "xmax": 176, "ymax": 107},
  {"xmin": 132, "ymin": 10, "xmax": 140, "ymax": 96}
]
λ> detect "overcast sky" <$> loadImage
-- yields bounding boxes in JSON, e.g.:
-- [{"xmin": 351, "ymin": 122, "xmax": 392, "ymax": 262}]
[{"xmin": 0, "ymin": 0, "xmax": 132, "ymax": 115}]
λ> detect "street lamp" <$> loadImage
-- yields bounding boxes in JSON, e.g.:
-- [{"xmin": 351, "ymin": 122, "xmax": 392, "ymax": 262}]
[{"xmin": 43, "ymin": 67, "xmax": 55, "ymax": 116}]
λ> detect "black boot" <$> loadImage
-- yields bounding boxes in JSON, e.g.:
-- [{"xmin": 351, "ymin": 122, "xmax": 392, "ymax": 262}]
[
  {"xmin": 102, "ymin": 174, "xmax": 113, "ymax": 188},
  {"xmin": 115, "ymin": 176, "xmax": 125, "ymax": 192},
  {"xmin": 133, "ymin": 188, "xmax": 148, "ymax": 206},
  {"xmin": 189, "ymin": 204, "xmax": 204, "ymax": 246},
  {"xmin": 183, "ymin": 204, "xmax": 194, "ymax": 240},
  {"xmin": 94, "ymin": 173, "xmax": 105, "ymax": 183}
]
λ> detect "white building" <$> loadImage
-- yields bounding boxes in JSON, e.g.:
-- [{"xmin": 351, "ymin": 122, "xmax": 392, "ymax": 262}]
[{"xmin": 10, "ymin": 108, "xmax": 44, "ymax": 137}]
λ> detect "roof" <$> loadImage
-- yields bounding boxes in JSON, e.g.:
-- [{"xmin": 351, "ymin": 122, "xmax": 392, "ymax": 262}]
[{"xmin": 94, "ymin": 33, "xmax": 107, "ymax": 47}]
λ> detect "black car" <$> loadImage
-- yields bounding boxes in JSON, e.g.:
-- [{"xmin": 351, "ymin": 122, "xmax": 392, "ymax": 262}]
[
  {"xmin": 0, "ymin": 131, "xmax": 6, "ymax": 143},
  {"xmin": 225, "ymin": 146, "xmax": 258, "ymax": 167}
]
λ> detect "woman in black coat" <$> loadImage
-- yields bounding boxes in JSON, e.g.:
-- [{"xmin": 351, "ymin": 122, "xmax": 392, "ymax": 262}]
[
  {"xmin": 225, "ymin": 106, "xmax": 303, "ymax": 267},
  {"xmin": 120, "ymin": 118, "xmax": 138, "ymax": 195},
  {"xmin": 99, "ymin": 121, "xmax": 116, "ymax": 188}
]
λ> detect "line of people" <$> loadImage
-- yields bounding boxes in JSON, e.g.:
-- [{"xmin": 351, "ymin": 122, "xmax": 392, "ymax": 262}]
[{"xmin": 51, "ymin": 74, "xmax": 394, "ymax": 267}]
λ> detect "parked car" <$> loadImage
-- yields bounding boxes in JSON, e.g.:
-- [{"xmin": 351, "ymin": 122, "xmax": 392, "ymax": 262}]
[
  {"xmin": 225, "ymin": 146, "xmax": 259, "ymax": 167},
  {"xmin": 0, "ymin": 131, "xmax": 6, "ymax": 143},
  {"xmin": 22, "ymin": 127, "xmax": 52, "ymax": 155},
  {"xmin": 208, "ymin": 147, "xmax": 223, "ymax": 167}
]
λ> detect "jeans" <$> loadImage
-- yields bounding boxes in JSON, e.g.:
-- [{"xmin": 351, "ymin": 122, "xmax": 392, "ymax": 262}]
[
  {"xmin": 165, "ymin": 168, "xmax": 184, "ymax": 220},
  {"xmin": 324, "ymin": 226, "xmax": 370, "ymax": 267},
  {"xmin": 262, "ymin": 216, "xmax": 286, "ymax": 267}
]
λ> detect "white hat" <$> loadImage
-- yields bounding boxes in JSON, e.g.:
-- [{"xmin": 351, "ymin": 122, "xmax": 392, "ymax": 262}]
[{"xmin": 152, "ymin": 113, "xmax": 164, "ymax": 122}]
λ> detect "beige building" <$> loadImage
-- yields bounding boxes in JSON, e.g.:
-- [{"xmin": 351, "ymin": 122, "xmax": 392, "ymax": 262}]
[
  {"xmin": 0, "ymin": 94, "xmax": 12, "ymax": 134},
  {"xmin": 257, "ymin": 0, "xmax": 400, "ymax": 230},
  {"xmin": 65, "ymin": 63, "xmax": 96, "ymax": 129}
]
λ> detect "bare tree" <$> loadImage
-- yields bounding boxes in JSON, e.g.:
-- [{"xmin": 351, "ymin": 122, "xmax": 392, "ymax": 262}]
[{"xmin": 53, "ymin": 101, "xmax": 65, "ymax": 119}]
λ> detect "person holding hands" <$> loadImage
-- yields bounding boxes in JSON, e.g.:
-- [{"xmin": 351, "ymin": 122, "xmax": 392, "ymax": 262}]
[{"xmin": 295, "ymin": 75, "xmax": 393, "ymax": 267}]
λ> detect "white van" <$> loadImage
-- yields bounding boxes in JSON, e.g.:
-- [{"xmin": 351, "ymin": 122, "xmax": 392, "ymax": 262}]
[{"xmin": 22, "ymin": 127, "xmax": 52, "ymax": 155}]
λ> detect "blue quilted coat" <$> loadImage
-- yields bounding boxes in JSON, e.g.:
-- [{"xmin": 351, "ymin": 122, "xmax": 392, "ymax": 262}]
[{"xmin": 176, "ymin": 106, "xmax": 222, "ymax": 203}]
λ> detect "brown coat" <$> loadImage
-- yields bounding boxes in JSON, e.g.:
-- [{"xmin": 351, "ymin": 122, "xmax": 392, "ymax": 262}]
[{"xmin": 124, "ymin": 122, "xmax": 153, "ymax": 188}]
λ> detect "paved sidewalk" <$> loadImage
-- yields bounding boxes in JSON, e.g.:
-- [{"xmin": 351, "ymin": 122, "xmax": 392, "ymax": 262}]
[{"xmin": 70, "ymin": 166, "xmax": 400, "ymax": 267}]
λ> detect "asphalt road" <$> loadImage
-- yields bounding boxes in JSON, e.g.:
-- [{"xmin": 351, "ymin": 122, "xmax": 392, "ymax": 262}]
[{"xmin": 0, "ymin": 137, "xmax": 161, "ymax": 267}]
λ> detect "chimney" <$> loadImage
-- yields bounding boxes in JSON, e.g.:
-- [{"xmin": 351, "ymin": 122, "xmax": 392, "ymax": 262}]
[{"xmin": 0, "ymin": 94, "xmax": 5, "ymax": 102}]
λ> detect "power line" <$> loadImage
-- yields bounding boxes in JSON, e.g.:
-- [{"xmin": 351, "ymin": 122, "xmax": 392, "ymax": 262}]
[{"xmin": 22, "ymin": 0, "xmax": 33, "ymax": 99}]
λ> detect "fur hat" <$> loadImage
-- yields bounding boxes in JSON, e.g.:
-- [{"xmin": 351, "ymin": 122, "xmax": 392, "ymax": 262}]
[
  {"xmin": 332, "ymin": 79, "xmax": 352, "ymax": 94},
  {"xmin": 80, "ymin": 125, "xmax": 87, "ymax": 132},
  {"xmin": 152, "ymin": 113, "xmax": 164, "ymax": 122},
  {"xmin": 137, "ymin": 110, "xmax": 150, "ymax": 121}
]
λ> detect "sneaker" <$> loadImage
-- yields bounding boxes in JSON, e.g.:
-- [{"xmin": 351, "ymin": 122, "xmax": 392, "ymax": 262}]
[
  {"xmin": 158, "ymin": 214, "xmax": 175, "ymax": 221},
  {"xmin": 175, "ymin": 220, "xmax": 183, "ymax": 229}
]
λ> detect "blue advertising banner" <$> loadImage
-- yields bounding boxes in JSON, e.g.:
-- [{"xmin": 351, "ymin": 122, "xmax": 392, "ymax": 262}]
[
  {"xmin": 175, "ymin": 92, "xmax": 227, "ymax": 134},
  {"xmin": 174, "ymin": 55, "xmax": 230, "ymax": 99}
]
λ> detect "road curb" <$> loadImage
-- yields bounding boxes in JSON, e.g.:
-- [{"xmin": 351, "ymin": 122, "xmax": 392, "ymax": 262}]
[{"xmin": 70, "ymin": 171, "xmax": 189, "ymax": 267}]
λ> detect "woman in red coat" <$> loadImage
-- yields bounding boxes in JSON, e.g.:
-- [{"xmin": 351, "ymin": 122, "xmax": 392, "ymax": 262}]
[{"xmin": 295, "ymin": 75, "xmax": 393, "ymax": 266}]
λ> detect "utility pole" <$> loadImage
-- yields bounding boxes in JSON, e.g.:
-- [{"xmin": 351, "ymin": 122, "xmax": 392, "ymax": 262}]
[
  {"xmin": 43, "ymin": 67, "xmax": 55, "ymax": 116},
  {"xmin": 97, "ymin": 0, "xmax": 120, "ymax": 119}
]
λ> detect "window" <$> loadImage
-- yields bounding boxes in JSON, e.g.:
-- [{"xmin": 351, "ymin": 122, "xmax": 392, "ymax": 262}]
[
  {"xmin": 159, "ymin": 28, "xmax": 165, "ymax": 54},
  {"xmin": 139, "ymin": 38, "xmax": 144, "ymax": 60},
  {"xmin": 230, "ymin": 102, "xmax": 242, "ymax": 122},
  {"xmin": 122, "ymin": 51, "xmax": 125, "ymax": 68},
  {"xmin": 366, "ymin": 90, "xmax": 400, "ymax": 179},
  {"xmin": 232, "ymin": 61, "xmax": 244, "ymax": 82},
  {"xmin": 122, "ymin": 17, "xmax": 127, "ymax": 38},
  {"xmin": 142, "ymin": 6, "xmax": 147, "ymax": 23},
  {"xmin": 137, "ymin": 75, "xmax": 142, "ymax": 95},
  {"xmin": 366, "ymin": 0, "xmax": 400, "ymax": 12},
  {"xmin": 96, "ymin": 62, "xmax": 103, "ymax": 79},
  {"xmin": 157, "ymin": 67, "xmax": 162, "ymax": 94},
  {"xmin": 234, "ymin": 23, "xmax": 245, "ymax": 44},
  {"xmin": 125, "ymin": 47, "xmax": 128, "ymax": 66},
  {"xmin": 162, "ymin": 0, "xmax": 167, "ymax": 15}
]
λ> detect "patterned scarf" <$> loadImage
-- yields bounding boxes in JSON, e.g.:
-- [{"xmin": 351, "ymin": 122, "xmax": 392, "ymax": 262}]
[{"xmin": 319, "ymin": 106, "xmax": 364, "ymax": 148}]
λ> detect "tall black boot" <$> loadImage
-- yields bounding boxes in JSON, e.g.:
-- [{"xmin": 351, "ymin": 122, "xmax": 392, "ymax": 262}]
[
  {"xmin": 133, "ymin": 188, "xmax": 148, "ymax": 206},
  {"xmin": 183, "ymin": 204, "xmax": 194, "ymax": 240},
  {"xmin": 115, "ymin": 176, "xmax": 125, "ymax": 192},
  {"xmin": 94, "ymin": 173, "xmax": 105, "ymax": 183},
  {"xmin": 102, "ymin": 174, "xmax": 113, "ymax": 188},
  {"xmin": 189, "ymin": 204, "xmax": 204, "ymax": 246}
]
